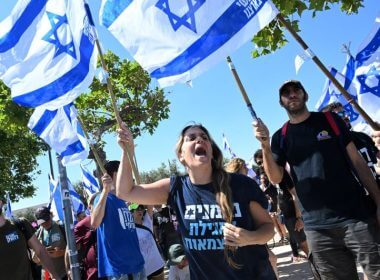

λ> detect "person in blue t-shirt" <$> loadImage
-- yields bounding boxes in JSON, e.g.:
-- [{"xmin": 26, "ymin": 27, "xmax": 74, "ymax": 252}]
[
  {"xmin": 91, "ymin": 160, "xmax": 146, "ymax": 280},
  {"xmin": 114, "ymin": 123, "xmax": 276, "ymax": 280}
]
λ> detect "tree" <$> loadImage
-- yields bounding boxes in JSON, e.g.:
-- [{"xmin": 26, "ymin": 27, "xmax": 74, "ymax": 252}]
[
  {"xmin": 76, "ymin": 51, "xmax": 170, "ymax": 143},
  {"xmin": 0, "ymin": 81, "xmax": 46, "ymax": 201},
  {"xmin": 76, "ymin": 51, "xmax": 171, "ymax": 177},
  {"xmin": 140, "ymin": 160, "xmax": 184, "ymax": 183},
  {"xmin": 252, "ymin": 0, "xmax": 364, "ymax": 57}
]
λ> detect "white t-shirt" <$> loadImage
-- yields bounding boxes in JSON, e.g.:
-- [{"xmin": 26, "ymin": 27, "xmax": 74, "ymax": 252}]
[
  {"xmin": 168, "ymin": 265, "xmax": 190, "ymax": 280},
  {"xmin": 136, "ymin": 213, "xmax": 165, "ymax": 276}
]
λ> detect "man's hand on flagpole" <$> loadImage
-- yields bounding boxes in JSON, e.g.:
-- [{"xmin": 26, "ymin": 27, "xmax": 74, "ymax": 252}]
[
  {"xmin": 101, "ymin": 174, "xmax": 113, "ymax": 194},
  {"xmin": 253, "ymin": 119, "xmax": 271, "ymax": 147}
]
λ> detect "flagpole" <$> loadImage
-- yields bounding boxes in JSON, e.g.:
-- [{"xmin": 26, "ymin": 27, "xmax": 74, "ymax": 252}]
[
  {"xmin": 226, "ymin": 56, "xmax": 259, "ymax": 121},
  {"xmin": 56, "ymin": 155, "xmax": 81, "ymax": 280},
  {"xmin": 277, "ymin": 14, "xmax": 380, "ymax": 130},
  {"xmin": 84, "ymin": 3, "xmax": 141, "ymax": 184}
]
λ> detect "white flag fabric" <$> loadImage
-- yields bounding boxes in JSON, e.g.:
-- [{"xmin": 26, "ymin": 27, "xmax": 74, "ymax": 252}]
[
  {"xmin": 0, "ymin": 0, "xmax": 98, "ymax": 109},
  {"xmin": 28, "ymin": 103, "xmax": 89, "ymax": 166},
  {"xmin": 80, "ymin": 164, "xmax": 100, "ymax": 196},
  {"xmin": 353, "ymin": 15, "xmax": 380, "ymax": 127},
  {"xmin": 100, "ymin": 0, "xmax": 278, "ymax": 87},
  {"xmin": 5, "ymin": 193, "xmax": 14, "ymax": 219}
]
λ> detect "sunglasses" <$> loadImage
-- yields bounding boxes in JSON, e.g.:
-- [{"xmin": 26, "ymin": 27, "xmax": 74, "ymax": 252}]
[{"xmin": 255, "ymin": 160, "xmax": 263, "ymax": 166}]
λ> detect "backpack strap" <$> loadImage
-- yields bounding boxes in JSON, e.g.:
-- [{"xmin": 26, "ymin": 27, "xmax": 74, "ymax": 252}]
[
  {"xmin": 324, "ymin": 111, "xmax": 340, "ymax": 136},
  {"xmin": 280, "ymin": 121, "xmax": 289, "ymax": 150}
]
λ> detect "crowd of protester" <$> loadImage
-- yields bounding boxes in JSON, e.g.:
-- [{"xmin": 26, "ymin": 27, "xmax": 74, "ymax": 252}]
[{"xmin": 1, "ymin": 80, "xmax": 380, "ymax": 280}]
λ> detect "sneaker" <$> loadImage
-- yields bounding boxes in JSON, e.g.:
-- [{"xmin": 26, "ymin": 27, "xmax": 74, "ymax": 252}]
[
  {"xmin": 291, "ymin": 255, "xmax": 302, "ymax": 263},
  {"xmin": 280, "ymin": 237, "xmax": 289, "ymax": 245}
]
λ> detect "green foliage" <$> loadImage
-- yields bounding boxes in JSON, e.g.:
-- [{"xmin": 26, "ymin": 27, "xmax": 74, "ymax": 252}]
[
  {"xmin": 0, "ymin": 81, "xmax": 46, "ymax": 201},
  {"xmin": 140, "ymin": 159, "xmax": 183, "ymax": 183},
  {"xmin": 15, "ymin": 207, "xmax": 37, "ymax": 223},
  {"xmin": 252, "ymin": 0, "xmax": 364, "ymax": 57},
  {"xmin": 76, "ymin": 51, "xmax": 171, "ymax": 147}
]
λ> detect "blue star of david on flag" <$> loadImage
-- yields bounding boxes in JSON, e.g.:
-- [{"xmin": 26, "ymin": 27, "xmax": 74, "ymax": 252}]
[
  {"xmin": 343, "ymin": 103, "xmax": 359, "ymax": 122},
  {"xmin": 357, "ymin": 65, "xmax": 380, "ymax": 98},
  {"xmin": 155, "ymin": 0, "xmax": 205, "ymax": 33},
  {"xmin": 42, "ymin": 12, "xmax": 76, "ymax": 59}
]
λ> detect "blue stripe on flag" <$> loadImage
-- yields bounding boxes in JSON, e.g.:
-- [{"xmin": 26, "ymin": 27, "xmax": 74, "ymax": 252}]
[
  {"xmin": 12, "ymin": 33, "xmax": 95, "ymax": 107},
  {"xmin": 82, "ymin": 167, "xmax": 99, "ymax": 188},
  {"xmin": 0, "ymin": 0, "xmax": 47, "ymax": 52},
  {"xmin": 64, "ymin": 103, "xmax": 73, "ymax": 123},
  {"xmin": 61, "ymin": 140, "xmax": 85, "ymax": 157},
  {"xmin": 344, "ymin": 56, "xmax": 355, "ymax": 89},
  {"xmin": 32, "ymin": 109, "xmax": 58, "ymax": 136},
  {"xmin": 151, "ymin": 1, "xmax": 266, "ymax": 79},
  {"xmin": 101, "ymin": 0, "xmax": 134, "ymax": 28}
]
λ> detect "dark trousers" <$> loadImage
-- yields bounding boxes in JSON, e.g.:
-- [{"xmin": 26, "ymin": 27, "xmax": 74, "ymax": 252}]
[
  {"xmin": 305, "ymin": 219, "xmax": 380, "ymax": 280},
  {"xmin": 284, "ymin": 216, "xmax": 307, "ymax": 256}
]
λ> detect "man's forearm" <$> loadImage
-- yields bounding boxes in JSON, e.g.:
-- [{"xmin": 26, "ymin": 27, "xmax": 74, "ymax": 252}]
[
  {"xmin": 356, "ymin": 158, "xmax": 380, "ymax": 206},
  {"xmin": 262, "ymin": 143, "xmax": 284, "ymax": 184},
  {"xmin": 116, "ymin": 150, "xmax": 135, "ymax": 200}
]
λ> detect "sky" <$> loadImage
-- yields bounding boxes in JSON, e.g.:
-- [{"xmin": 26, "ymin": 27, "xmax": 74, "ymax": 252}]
[{"xmin": 1, "ymin": 0, "xmax": 378, "ymax": 210}]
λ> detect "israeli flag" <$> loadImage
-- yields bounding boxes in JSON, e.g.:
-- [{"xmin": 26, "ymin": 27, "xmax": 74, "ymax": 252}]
[
  {"xmin": 353, "ymin": 14, "xmax": 380, "ymax": 128},
  {"xmin": 0, "ymin": 0, "xmax": 98, "ymax": 109},
  {"xmin": 80, "ymin": 164, "xmax": 100, "ymax": 196},
  {"xmin": 315, "ymin": 56, "xmax": 369, "ymax": 133},
  {"xmin": 5, "ymin": 193, "xmax": 14, "ymax": 219},
  {"xmin": 50, "ymin": 176, "xmax": 86, "ymax": 223},
  {"xmin": 28, "ymin": 103, "xmax": 89, "ymax": 166},
  {"xmin": 100, "ymin": 0, "xmax": 278, "ymax": 87}
]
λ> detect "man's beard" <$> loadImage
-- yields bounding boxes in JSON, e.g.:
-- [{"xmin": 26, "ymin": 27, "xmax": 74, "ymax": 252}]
[{"xmin": 284, "ymin": 102, "xmax": 307, "ymax": 116}]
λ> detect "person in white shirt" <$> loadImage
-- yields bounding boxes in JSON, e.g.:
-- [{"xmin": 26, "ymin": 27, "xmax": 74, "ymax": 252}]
[{"xmin": 130, "ymin": 203, "xmax": 165, "ymax": 280}]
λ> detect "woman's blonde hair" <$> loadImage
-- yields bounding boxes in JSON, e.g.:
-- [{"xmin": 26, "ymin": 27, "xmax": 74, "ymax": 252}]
[
  {"xmin": 175, "ymin": 124, "xmax": 239, "ymax": 268},
  {"xmin": 225, "ymin": 158, "xmax": 246, "ymax": 174}
]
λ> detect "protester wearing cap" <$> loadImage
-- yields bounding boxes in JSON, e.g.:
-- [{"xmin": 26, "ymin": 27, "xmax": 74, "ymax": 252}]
[
  {"xmin": 253, "ymin": 80, "xmax": 380, "ymax": 279},
  {"xmin": 130, "ymin": 203, "xmax": 165, "ymax": 280},
  {"xmin": 167, "ymin": 244, "xmax": 190, "ymax": 280},
  {"xmin": 34, "ymin": 206, "xmax": 67, "ymax": 279},
  {"xmin": 91, "ymin": 160, "xmax": 145, "ymax": 279}
]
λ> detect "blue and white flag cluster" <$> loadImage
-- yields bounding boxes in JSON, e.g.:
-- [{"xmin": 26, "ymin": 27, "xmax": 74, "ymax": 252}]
[
  {"xmin": 0, "ymin": 0, "xmax": 98, "ymax": 109},
  {"xmin": 222, "ymin": 133, "xmax": 237, "ymax": 158},
  {"xmin": 80, "ymin": 164, "xmax": 100, "ymax": 196},
  {"xmin": 316, "ymin": 15, "xmax": 380, "ymax": 133},
  {"xmin": 100, "ymin": 0, "xmax": 278, "ymax": 87},
  {"xmin": 49, "ymin": 176, "xmax": 86, "ymax": 223},
  {"xmin": 5, "ymin": 192, "xmax": 14, "ymax": 219},
  {"xmin": 28, "ymin": 103, "xmax": 89, "ymax": 166}
]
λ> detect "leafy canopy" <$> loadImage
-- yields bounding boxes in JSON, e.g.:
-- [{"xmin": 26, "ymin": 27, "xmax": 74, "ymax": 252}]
[{"xmin": 252, "ymin": 0, "xmax": 364, "ymax": 57}]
